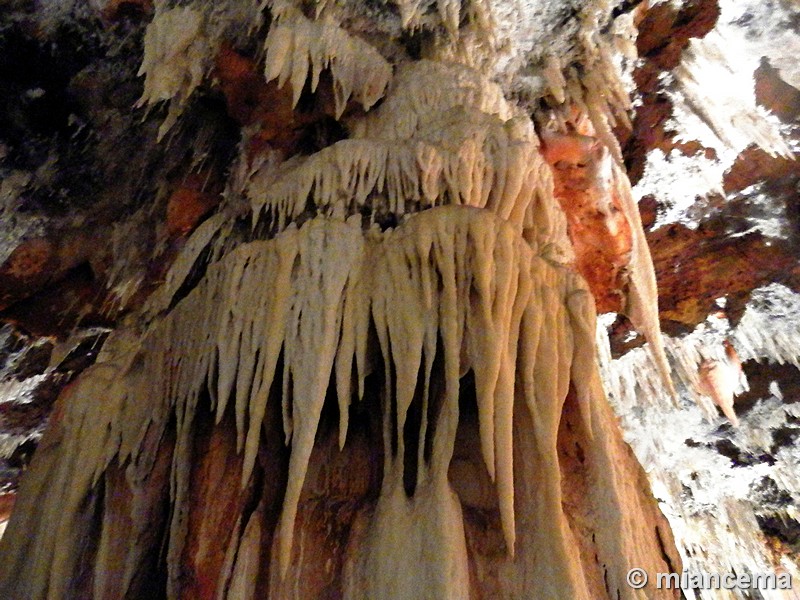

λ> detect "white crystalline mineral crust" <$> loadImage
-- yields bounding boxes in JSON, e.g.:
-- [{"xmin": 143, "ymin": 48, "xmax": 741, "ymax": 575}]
[
  {"xmin": 598, "ymin": 285, "xmax": 800, "ymax": 599},
  {"xmin": 634, "ymin": 0, "xmax": 796, "ymax": 233}
]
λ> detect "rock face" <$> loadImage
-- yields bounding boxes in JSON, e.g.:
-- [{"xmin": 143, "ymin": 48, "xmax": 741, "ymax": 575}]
[
  {"xmin": 0, "ymin": 0, "xmax": 797, "ymax": 599},
  {"xmin": 603, "ymin": 2, "xmax": 800, "ymax": 594}
]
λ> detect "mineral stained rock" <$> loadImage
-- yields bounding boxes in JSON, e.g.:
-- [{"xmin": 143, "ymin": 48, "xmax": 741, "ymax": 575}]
[{"xmin": 0, "ymin": 0, "xmax": 798, "ymax": 599}]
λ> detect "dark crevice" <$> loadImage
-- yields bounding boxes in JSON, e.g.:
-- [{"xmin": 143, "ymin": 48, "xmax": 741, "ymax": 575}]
[
  {"xmin": 423, "ymin": 334, "xmax": 446, "ymax": 466},
  {"xmin": 612, "ymin": 0, "xmax": 645, "ymax": 19},
  {"xmin": 402, "ymin": 360, "xmax": 428, "ymax": 497},
  {"xmin": 756, "ymin": 514, "xmax": 800, "ymax": 550},
  {"xmin": 167, "ymin": 244, "xmax": 214, "ymax": 312},
  {"xmin": 656, "ymin": 525, "xmax": 679, "ymax": 575}
]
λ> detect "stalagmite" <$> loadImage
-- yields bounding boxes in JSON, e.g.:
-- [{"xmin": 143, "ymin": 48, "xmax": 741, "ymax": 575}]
[{"xmin": 227, "ymin": 508, "xmax": 263, "ymax": 600}]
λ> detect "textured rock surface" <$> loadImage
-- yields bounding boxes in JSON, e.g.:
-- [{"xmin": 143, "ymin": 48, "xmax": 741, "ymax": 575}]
[
  {"xmin": 604, "ymin": 1, "xmax": 800, "ymax": 595},
  {"xmin": 0, "ymin": 0, "xmax": 797, "ymax": 598}
]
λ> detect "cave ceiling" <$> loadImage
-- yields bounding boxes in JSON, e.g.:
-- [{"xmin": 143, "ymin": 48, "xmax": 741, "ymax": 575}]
[{"xmin": 0, "ymin": 0, "xmax": 798, "ymax": 593}]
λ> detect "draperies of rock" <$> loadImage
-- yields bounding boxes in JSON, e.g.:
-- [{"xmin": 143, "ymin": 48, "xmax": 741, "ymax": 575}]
[{"xmin": 0, "ymin": 208, "xmax": 679, "ymax": 599}]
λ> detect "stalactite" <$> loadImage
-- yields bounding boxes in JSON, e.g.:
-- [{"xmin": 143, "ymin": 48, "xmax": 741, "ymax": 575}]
[
  {"xmin": 528, "ymin": 16, "xmax": 676, "ymax": 397},
  {"xmin": 247, "ymin": 111, "xmax": 549, "ymax": 234},
  {"xmin": 136, "ymin": 6, "xmax": 212, "ymax": 140},
  {"xmin": 599, "ymin": 284, "xmax": 800, "ymax": 417},
  {"xmin": 671, "ymin": 30, "xmax": 793, "ymax": 160},
  {"xmin": 0, "ymin": 201, "xmax": 659, "ymax": 597},
  {"xmin": 0, "ymin": 1, "xmax": 685, "ymax": 598},
  {"xmin": 263, "ymin": 5, "xmax": 392, "ymax": 116}
]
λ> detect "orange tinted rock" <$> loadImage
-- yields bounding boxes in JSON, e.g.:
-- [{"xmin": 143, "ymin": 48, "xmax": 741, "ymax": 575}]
[
  {"xmin": 213, "ymin": 45, "xmax": 337, "ymax": 159},
  {"xmin": 542, "ymin": 129, "xmax": 633, "ymax": 313},
  {"xmin": 0, "ymin": 493, "xmax": 15, "ymax": 523},
  {"xmin": 2, "ymin": 238, "xmax": 53, "ymax": 282},
  {"xmin": 0, "ymin": 263, "xmax": 113, "ymax": 335},
  {"xmin": 166, "ymin": 175, "xmax": 220, "ymax": 238},
  {"xmin": 214, "ymin": 45, "xmax": 273, "ymax": 127},
  {"xmin": 541, "ymin": 130, "xmax": 598, "ymax": 168},
  {"xmin": 698, "ymin": 340, "xmax": 743, "ymax": 427},
  {"xmin": 0, "ymin": 231, "xmax": 101, "ymax": 312},
  {"xmin": 214, "ymin": 45, "xmax": 312, "ymax": 142},
  {"xmin": 180, "ymin": 412, "xmax": 251, "ymax": 600}
]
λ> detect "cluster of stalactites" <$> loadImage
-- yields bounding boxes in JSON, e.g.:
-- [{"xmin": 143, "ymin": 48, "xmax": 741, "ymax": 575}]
[
  {"xmin": 136, "ymin": 5, "xmax": 211, "ymax": 140},
  {"xmin": 671, "ymin": 29, "xmax": 794, "ymax": 159},
  {"xmin": 350, "ymin": 60, "xmax": 512, "ymax": 141},
  {"xmin": 536, "ymin": 0, "xmax": 636, "ymax": 139},
  {"xmin": 534, "ymin": 0, "xmax": 673, "ymax": 393},
  {"xmin": 599, "ymin": 284, "xmax": 800, "ymax": 418},
  {"xmin": 245, "ymin": 60, "xmax": 571, "ymax": 259},
  {"xmin": 247, "ymin": 109, "xmax": 554, "ymax": 235},
  {"xmin": 71, "ymin": 206, "xmax": 601, "ymax": 587},
  {"xmin": 263, "ymin": 2, "xmax": 393, "ymax": 116},
  {"xmin": 136, "ymin": 0, "xmax": 392, "ymax": 137},
  {"xmin": 391, "ymin": 0, "xmax": 494, "ymax": 40}
]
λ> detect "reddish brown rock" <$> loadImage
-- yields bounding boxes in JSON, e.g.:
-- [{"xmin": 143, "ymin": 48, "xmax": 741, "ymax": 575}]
[
  {"xmin": 214, "ymin": 45, "xmax": 321, "ymax": 158},
  {"xmin": 101, "ymin": 0, "xmax": 153, "ymax": 21},
  {"xmin": 213, "ymin": 45, "xmax": 349, "ymax": 162},
  {"xmin": 723, "ymin": 145, "xmax": 798, "ymax": 195},
  {"xmin": 649, "ymin": 223, "xmax": 800, "ymax": 330},
  {"xmin": 542, "ymin": 126, "xmax": 633, "ymax": 313},
  {"xmin": 0, "ymin": 262, "xmax": 113, "ymax": 336},
  {"xmin": 180, "ymin": 412, "xmax": 252, "ymax": 600},
  {"xmin": 625, "ymin": 0, "xmax": 720, "ymax": 184},
  {"xmin": 2, "ymin": 238, "xmax": 52, "ymax": 282},
  {"xmin": 636, "ymin": 0, "xmax": 719, "ymax": 61},
  {"xmin": 0, "ymin": 230, "xmax": 106, "ymax": 328},
  {"xmin": 0, "ymin": 494, "xmax": 15, "ymax": 523},
  {"xmin": 270, "ymin": 406, "xmax": 382, "ymax": 598},
  {"xmin": 214, "ymin": 45, "xmax": 277, "ymax": 128},
  {"xmin": 754, "ymin": 58, "xmax": 800, "ymax": 123},
  {"xmin": 166, "ymin": 174, "xmax": 220, "ymax": 238},
  {"xmin": 0, "ymin": 239, "xmax": 56, "ymax": 309}
]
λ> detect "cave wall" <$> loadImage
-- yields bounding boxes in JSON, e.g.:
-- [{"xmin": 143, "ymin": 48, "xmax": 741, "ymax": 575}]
[{"xmin": 0, "ymin": 0, "xmax": 797, "ymax": 598}]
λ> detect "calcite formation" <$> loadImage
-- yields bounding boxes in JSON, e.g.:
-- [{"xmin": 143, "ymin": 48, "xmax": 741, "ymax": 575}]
[
  {"xmin": 598, "ymin": 1, "xmax": 800, "ymax": 594},
  {"xmin": 2, "ymin": 0, "xmax": 798, "ymax": 599},
  {"xmin": 0, "ymin": 1, "xmax": 685, "ymax": 598}
]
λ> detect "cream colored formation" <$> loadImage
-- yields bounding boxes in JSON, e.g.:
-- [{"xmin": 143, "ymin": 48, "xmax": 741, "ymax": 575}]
[
  {"xmin": 0, "ymin": 1, "xmax": 679, "ymax": 598},
  {"xmin": 136, "ymin": 6, "xmax": 211, "ymax": 140},
  {"xmin": 246, "ymin": 60, "xmax": 556, "ymax": 239},
  {"xmin": 0, "ymin": 204, "xmax": 614, "ymax": 597},
  {"xmin": 263, "ymin": 2, "xmax": 393, "ymax": 115},
  {"xmin": 156, "ymin": 205, "xmax": 603, "ymax": 585}
]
